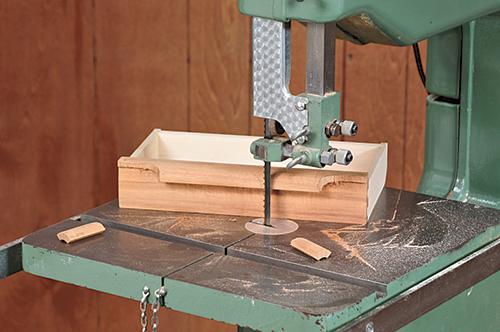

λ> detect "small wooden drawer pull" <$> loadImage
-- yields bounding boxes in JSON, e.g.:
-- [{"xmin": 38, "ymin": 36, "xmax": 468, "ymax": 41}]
[
  {"xmin": 57, "ymin": 222, "xmax": 105, "ymax": 244},
  {"xmin": 291, "ymin": 237, "xmax": 331, "ymax": 261}
]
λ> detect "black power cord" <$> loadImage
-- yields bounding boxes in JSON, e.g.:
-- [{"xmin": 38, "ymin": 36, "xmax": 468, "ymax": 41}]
[{"xmin": 412, "ymin": 43, "xmax": 426, "ymax": 88}]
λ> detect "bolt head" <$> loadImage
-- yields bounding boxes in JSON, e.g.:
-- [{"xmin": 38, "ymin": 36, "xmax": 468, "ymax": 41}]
[
  {"xmin": 295, "ymin": 100, "xmax": 306, "ymax": 111},
  {"xmin": 326, "ymin": 120, "xmax": 342, "ymax": 137},
  {"xmin": 320, "ymin": 150, "xmax": 335, "ymax": 166},
  {"xmin": 293, "ymin": 136, "xmax": 307, "ymax": 145}
]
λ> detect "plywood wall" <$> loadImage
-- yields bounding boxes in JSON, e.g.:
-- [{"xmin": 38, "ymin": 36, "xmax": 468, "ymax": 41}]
[{"xmin": 0, "ymin": 0, "xmax": 426, "ymax": 330}]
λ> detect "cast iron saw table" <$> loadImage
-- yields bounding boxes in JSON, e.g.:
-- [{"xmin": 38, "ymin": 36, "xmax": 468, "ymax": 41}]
[{"xmin": 21, "ymin": 188, "xmax": 500, "ymax": 331}]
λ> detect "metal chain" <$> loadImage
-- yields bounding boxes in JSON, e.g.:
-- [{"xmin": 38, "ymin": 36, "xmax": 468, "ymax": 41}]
[
  {"xmin": 151, "ymin": 287, "xmax": 167, "ymax": 332},
  {"xmin": 140, "ymin": 286, "xmax": 150, "ymax": 332}
]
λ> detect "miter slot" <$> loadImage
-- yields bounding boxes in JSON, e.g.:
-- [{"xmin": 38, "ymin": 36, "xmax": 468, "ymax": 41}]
[
  {"xmin": 166, "ymin": 253, "xmax": 376, "ymax": 317},
  {"xmin": 227, "ymin": 246, "xmax": 387, "ymax": 293},
  {"xmin": 83, "ymin": 206, "xmax": 385, "ymax": 292},
  {"xmin": 80, "ymin": 215, "xmax": 225, "ymax": 254},
  {"xmin": 81, "ymin": 200, "xmax": 256, "ymax": 255}
]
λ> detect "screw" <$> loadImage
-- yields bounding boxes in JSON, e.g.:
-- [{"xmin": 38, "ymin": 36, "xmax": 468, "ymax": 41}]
[
  {"xmin": 320, "ymin": 150, "xmax": 335, "ymax": 166},
  {"xmin": 157, "ymin": 286, "xmax": 167, "ymax": 297},
  {"xmin": 295, "ymin": 100, "xmax": 307, "ymax": 111},
  {"xmin": 325, "ymin": 120, "xmax": 341, "ymax": 138},
  {"xmin": 366, "ymin": 322, "xmax": 374, "ymax": 332},
  {"xmin": 293, "ymin": 136, "xmax": 307, "ymax": 145}
]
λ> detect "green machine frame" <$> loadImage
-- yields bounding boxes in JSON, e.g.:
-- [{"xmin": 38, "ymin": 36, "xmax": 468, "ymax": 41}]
[
  {"xmin": 240, "ymin": 0, "xmax": 500, "ymax": 208},
  {"xmin": 419, "ymin": 15, "xmax": 500, "ymax": 210}
]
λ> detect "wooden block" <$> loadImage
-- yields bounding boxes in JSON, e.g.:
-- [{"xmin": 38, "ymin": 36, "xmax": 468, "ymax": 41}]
[
  {"xmin": 291, "ymin": 238, "xmax": 331, "ymax": 260},
  {"xmin": 118, "ymin": 130, "xmax": 387, "ymax": 224},
  {"xmin": 57, "ymin": 222, "xmax": 105, "ymax": 244}
]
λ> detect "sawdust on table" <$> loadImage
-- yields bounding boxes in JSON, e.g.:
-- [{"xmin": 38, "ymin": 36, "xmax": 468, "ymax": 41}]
[
  {"xmin": 321, "ymin": 228, "xmax": 376, "ymax": 271},
  {"xmin": 169, "ymin": 216, "xmax": 236, "ymax": 229}
]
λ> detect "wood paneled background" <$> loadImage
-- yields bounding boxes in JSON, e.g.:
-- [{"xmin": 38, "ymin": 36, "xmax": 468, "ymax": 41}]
[{"xmin": 0, "ymin": 0, "xmax": 427, "ymax": 330}]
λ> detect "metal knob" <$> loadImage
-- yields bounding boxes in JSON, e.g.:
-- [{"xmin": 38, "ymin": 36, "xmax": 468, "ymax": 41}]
[
  {"xmin": 335, "ymin": 149, "xmax": 353, "ymax": 165},
  {"xmin": 325, "ymin": 120, "xmax": 358, "ymax": 138},
  {"xmin": 341, "ymin": 120, "xmax": 358, "ymax": 137}
]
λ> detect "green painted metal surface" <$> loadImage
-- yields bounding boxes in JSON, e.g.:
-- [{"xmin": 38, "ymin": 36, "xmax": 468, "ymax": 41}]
[
  {"xmin": 238, "ymin": 0, "xmax": 500, "ymax": 45},
  {"xmin": 163, "ymin": 278, "xmax": 333, "ymax": 332},
  {"xmin": 397, "ymin": 269, "xmax": 500, "ymax": 332},
  {"xmin": 250, "ymin": 92, "xmax": 340, "ymax": 168},
  {"xmin": 418, "ymin": 14, "xmax": 500, "ymax": 210},
  {"xmin": 285, "ymin": 92, "xmax": 340, "ymax": 168},
  {"xmin": 417, "ymin": 95, "xmax": 459, "ymax": 198},
  {"xmin": 297, "ymin": 92, "xmax": 340, "ymax": 168},
  {"xmin": 449, "ymin": 14, "xmax": 500, "ymax": 209},
  {"xmin": 426, "ymin": 28, "xmax": 461, "ymax": 99},
  {"xmin": 22, "ymin": 243, "xmax": 163, "ymax": 303},
  {"xmin": 250, "ymin": 137, "xmax": 289, "ymax": 162}
]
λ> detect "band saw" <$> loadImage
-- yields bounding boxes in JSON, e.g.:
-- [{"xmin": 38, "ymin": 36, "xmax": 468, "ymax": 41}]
[{"xmin": 3, "ymin": 0, "xmax": 500, "ymax": 331}]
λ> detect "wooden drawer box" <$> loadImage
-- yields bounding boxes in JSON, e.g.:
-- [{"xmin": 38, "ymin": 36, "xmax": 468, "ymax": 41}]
[{"xmin": 118, "ymin": 129, "xmax": 387, "ymax": 224}]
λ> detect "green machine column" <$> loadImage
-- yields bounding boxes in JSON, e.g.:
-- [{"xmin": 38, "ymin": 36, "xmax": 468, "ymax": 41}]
[
  {"xmin": 417, "ymin": 95, "xmax": 459, "ymax": 198},
  {"xmin": 419, "ymin": 14, "xmax": 500, "ymax": 209},
  {"xmin": 426, "ymin": 27, "xmax": 461, "ymax": 99},
  {"xmin": 449, "ymin": 14, "xmax": 500, "ymax": 208},
  {"xmin": 417, "ymin": 28, "xmax": 461, "ymax": 198}
]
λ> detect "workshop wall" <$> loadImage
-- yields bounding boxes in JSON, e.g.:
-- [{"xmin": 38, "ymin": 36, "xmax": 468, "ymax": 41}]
[{"xmin": 0, "ymin": 0, "xmax": 426, "ymax": 331}]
